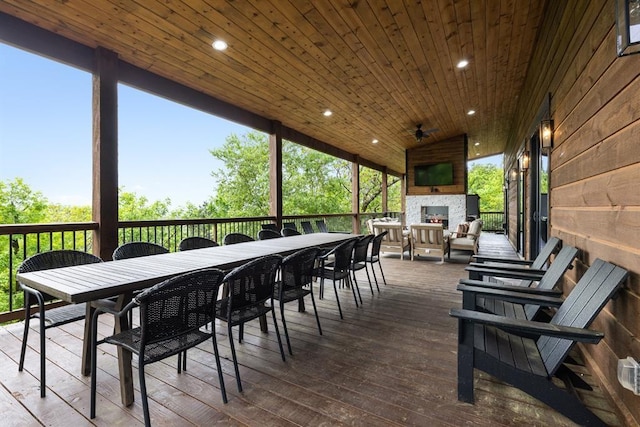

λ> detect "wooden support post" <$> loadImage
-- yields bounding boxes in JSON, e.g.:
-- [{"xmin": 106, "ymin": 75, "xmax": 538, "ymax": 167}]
[
  {"xmin": 92, "ymin": 47, "xmax": 119, "ymax": 262},
  {"xmin": 269, "ymin": 121, "xmax": 283, "ymax": 230},
  {"xmin": 381, "ymin": 167, "xmax": 388, "ymax": 214},
  {"xmin": 352, "ymin": 158, "xmax": 361, "ymax": 234}
]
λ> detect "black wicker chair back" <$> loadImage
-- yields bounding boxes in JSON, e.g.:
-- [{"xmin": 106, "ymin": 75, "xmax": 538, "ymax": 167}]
[
  {"xmin": 317, "ymin": 238, "xmax": 358, "ymax": 319},
  {"xmin": 90, "ymin": 268, "xmax": 227, "ymax": 425},
  {"xmin": 216, "ymin": 255, "xmax": 285, "ymax": 392},
  {"xmin": 223, "ymin": 232, "xmax": 255, "ymax": 245},
  {"xmin": 281, "ymin": 227, "xmax": 301, "ymax": 237},
  {"xmin": 316, "ymin": 220, "xmax": 329, "ymax": 232},
  {"xmin": 366, "ymin": 231, "xmax": 388, "ymax": 287},
  {"xmin": 178, "ymin": 236, "xmax": 219, "ymax": 251},
  {"xmin": 258, "ymin": 229, "xmax": 282, "ymax": 240},
  {"xmin": 17, "ymin": 250, "xmax": 103, "ymax": 397},
  {"xmin": 275, "ymin": 247, "xmax": 322, "ymax": 353},
  {"xmin": 261, "ymin": 223, "xmax": 278, "ymax": 231},
  {"xmin": 301, "ymin": 220, "xmax": 314, "ymax": 234},
  {"xmin": 113, "ymin": 241, "xmax": 169, "ymax": 260},
  {"xmin": 282, "ymin": 222, "xmax": 297, "ymax": 231},
  {"xmin": 351, "ymin": 234, "xmax": 376, "ymax": 295}
]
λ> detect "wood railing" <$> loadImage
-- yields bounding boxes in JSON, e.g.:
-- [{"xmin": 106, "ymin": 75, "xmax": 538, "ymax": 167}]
[{"xmin": 0, "ymin": 212, "xmax": 401, "ymax": 323}]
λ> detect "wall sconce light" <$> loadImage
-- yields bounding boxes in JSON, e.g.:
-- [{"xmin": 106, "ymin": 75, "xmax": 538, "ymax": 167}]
[
  {"xmin": 509, "ymin": 167, "xmax": 518, "ymax": 180},
  {"xmin": 540, "ymin": 119, "xmax": 554, "ymax": 149},
  {"xmin": 520, "ymin": 151, "xmax": 530, "ymax": 171},
  {"xmin": 617, "ymin": 0, "xmax": 640, "ymax": 56}
]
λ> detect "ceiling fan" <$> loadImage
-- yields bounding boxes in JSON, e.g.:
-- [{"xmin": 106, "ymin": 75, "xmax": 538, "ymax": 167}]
[{"xmin": 413, "ymin": 124, "xmax": 438, "ymax": 143}]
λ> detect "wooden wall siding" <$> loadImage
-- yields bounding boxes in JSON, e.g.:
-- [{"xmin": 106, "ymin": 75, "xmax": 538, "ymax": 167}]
[
  {"xmin": 405, "ymin": 134, "xmax": 466, "ymax": 195},
  {"xmin": 505, "ymin": 0, "xmax": 640, "ymax": 424}
]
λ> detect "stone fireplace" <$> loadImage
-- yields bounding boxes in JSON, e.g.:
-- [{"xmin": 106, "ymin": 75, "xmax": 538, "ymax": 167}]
[
  {"xmin": 421, "ymin": 206, "xmax": 449, "ymax": 229},
  {"xmin": 406, "ymin": 195, "xmax": 466, "ymax": 230}
]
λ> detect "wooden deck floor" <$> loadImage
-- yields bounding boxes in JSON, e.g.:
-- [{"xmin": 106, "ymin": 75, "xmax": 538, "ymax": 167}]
[{"xmin": 0, "ymin": 234, "xmax": 622, "ymax": 426}]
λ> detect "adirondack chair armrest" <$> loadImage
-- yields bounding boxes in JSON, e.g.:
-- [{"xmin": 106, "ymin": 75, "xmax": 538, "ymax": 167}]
[
  {"xmin": 456, "ymin": 284, "xmax": 565, "ymax": 307},
  {"xmin": 467, "ymin": 262, "xmax": 549, "ymax": 274},
  {"xmin": 471, "ymin": 255, "xmax": 534, "ymax": 266},
  {"xmin": 465, "ymin": 265, "xmax": 546, "ymax": 281},
  {"xmin": 458, "ymin": 278, "xmax": 562, "ymax": 295},
  {"xmin": 449, "ymin": 308, "xmax": 604, "ymax": 343}
]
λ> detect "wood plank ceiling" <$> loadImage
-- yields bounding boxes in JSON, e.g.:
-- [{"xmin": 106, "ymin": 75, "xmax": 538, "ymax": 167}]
[{"xmin": 0, "ymin": 0, "xmax": 547, "ymax": 174}]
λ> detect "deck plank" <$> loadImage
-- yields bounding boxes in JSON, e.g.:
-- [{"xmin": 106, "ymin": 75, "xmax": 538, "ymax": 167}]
[{"xmin": 0, "ymin": 233, "xmax": 623, "ymax": 426}]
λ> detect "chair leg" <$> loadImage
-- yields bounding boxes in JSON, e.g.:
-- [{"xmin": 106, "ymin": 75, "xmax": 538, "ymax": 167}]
[
  {"xmin": 366, "ymin": 264, "xmax": 379, "ymax": 293},
  {"xmin": 239, "ymin": 324, "xmax": 244, "ymax": 343},
  {"xmin": 227, "ymin": 323, "xmax": 243, "ymax": 392},
  {"xmin": 279, "ymin": 303, "xmax": 293, "ymax": 355},
  {"xmin": 19, "ymin": 295, "xmax": 31, "ymax": 373},
  {"xmin": 139, "ymin": 362, "xmax": 151, "ymax": 427},
  {"xmin": 332, "ymin": 279, "xmax": 344, "ymax": 319},
  {"xmin": 39, "ymin": 312, "xmax": 46, "ymax": 397},
  {"xmin": 309, "ymin": 292, "xmax": 323, "ymax": 335},
  {"xmin": 349, "ymin": 275, "xmax": 360, "ymax": 306},
  {"xmin": 210, "ymin": 332, "xmax": 228, "ymax": 403},
  {"xmin": 271, "ymin": 309, "xmax": 286, "ymax": 362},
  {"xmin": 377, "ymin": 261, "xmax": 387, "ymax": 286},
  {"xmin": 363, "ymin": 266, "xmax": 374, "ymax": 295}
]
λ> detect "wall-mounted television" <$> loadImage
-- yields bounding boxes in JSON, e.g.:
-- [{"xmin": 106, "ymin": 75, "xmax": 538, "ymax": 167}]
[{"xmin": 414, "ymin": 162, "xmax": 454, "ymax": 186}]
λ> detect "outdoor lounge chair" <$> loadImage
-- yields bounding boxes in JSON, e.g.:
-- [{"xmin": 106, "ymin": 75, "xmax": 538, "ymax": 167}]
[
  {"xmin": 459, "ymin": 245, "xmax": 579, "ymax": 321},
  {"xmin": 468, "ymin": 236, "xmax": 562, "ymax": 271},
  {"xmin": 372, "ymin": 222, "xmax": 410, "ymax": 260},
  {"xmin": 450, "ymin": 259, "xmax": 629, "ymax": 426},
  {"xmin": 409, "ymin": 223, "xmax": 449, "ymax": 262}
]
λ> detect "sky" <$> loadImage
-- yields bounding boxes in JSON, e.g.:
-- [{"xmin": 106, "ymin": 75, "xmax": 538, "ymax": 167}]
[
  {"xmin": 0, "ymin": 42, "xmax": 253, "ymax": 208},
  {"xmin": 0, "ymin": 41, "xmax": 501, "ymax": 209}
]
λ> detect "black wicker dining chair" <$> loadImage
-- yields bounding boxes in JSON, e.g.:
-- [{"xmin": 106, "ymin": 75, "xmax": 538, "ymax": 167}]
[
  {"xmin": 112, "ymin": 241, "xmax": 169, "ymax": 260},
  {"xmin": 178, "ymin": 236, "xmax": 219, "ymax": 251},
  {"xmin": 90, "ymin": 268, "xmax": 227, "ymax": 426},
  {"xmin": 317, "ymin": 238, "xmax": 358, "ymax": 319},
  {"xmin": 223, "ymin": 232, "xmax": 255, "ymax": 245},
  {"xmin": 316, "ymin": 220, "xmax": 329, "ymax": 233},
  {"xmin": 274, "ymin": 247, "xmax": 322, "ymax": 354},
  {"xmin": 350, "ymin": 234, "xmax": 376, "ymax": 296},
  {"xmin": 216, "ymin": 255, "xmax": 285, "ymax": 392},
  {"xmin": 17, "ymin": 250, "xmax": 106, "ymax": 397},
  {"xmin": 366, "ymin": 231, "xmax": 388, "ymax": 287},
  {"xmin": 257, "ymin": 229, "xmax": 282, "ymax": 240},
  {"xmin": 300, "ymin": 221, "xmax": 314, "ymax": 234},
  {"xmin": 281, "ymin": 227, "xmax": 301, "ymax": 237}
]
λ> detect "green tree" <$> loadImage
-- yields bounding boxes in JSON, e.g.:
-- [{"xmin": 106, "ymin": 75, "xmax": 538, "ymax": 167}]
[
  {"xmin": 118, "ymin": 188, "xmax": 172, "ymax": 220},
  {"xmin": 467, "ymin": 164, "xmax": 504, "ymax": 212},
  {"xmin": 206, "ymin": 132, "xmax": 400, "ymax": 217},
  {"xmin": 0, "ymin": 178, "xmax": 48, "ymax": 224}
]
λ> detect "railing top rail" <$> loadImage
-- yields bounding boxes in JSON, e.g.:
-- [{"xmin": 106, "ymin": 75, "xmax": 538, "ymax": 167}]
[{"xmin": 0, "ymin": 222, "xmax": 99, "ymax": 235}]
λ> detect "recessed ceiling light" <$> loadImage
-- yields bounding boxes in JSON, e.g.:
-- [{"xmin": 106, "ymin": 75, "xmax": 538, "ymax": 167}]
[
  {"xmin": 323, "ymin": 110, "xmax": 333, "ymax": 117},
  {"xmin": 457, "ymin": 59, "xmax": 469, "ymax": 69},
  {"xmin": 474, "ymin": 142, "xmax": 480, "ymax": 146},
  {"xmin": 372, "ymin": 139, "xmax": 379, "ymax": 144},
  {"xmin": 467, "ymin": 110, "xmax": 476, "ymax": 115},
  {"xmin": 212, "ymin": 39, "xmax": 228, "ymax": 51}
]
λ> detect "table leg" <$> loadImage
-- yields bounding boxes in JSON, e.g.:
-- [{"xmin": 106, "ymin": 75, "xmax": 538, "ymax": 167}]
[
  {"xmin": 114, "ymin": 293, "xmax": 134, "ymax": 406},
  {"xmin": 81, "ymin": 303, "xmax": 96, "ymax": 376}
]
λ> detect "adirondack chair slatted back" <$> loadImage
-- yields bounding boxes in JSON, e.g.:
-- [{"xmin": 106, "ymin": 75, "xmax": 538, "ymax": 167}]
[
  {"xmin": 530, "ymin": 237, "xmax": 562, "ymax": 270},
  {"xmin": 523, "ymin": 245, "xmax": 579, "ymax": 319},
  {"xmin": 539, "ymin": 259, "xmax": 629, "ymax": 375}
]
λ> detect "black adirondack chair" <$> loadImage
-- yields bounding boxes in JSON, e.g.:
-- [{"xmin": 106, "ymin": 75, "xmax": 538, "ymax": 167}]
[
  {"xmin": 460, "ymin": 245, "xmax": 579, "ymax": 320},
  {"xmin": 450, "ymin": 259, "xmax": 629, "ymax": 426},
  {"xmin": 469, "ymin": 236, "xmax": 561, "ymax": 270},
  {"xmin": 465, "ymin": 238, "xmax": 567, "ymax": 286}
]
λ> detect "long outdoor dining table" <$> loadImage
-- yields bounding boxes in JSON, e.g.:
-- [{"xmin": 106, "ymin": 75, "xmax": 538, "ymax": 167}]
[{"xmin": 15, "ymin": 232, "xmax": 356, "ymax": 406}]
